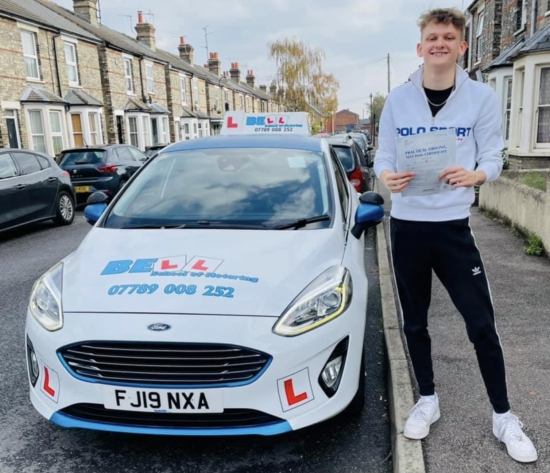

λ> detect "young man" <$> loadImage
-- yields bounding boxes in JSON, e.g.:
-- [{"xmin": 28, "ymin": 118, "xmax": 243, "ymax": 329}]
[{"xmin": 374, "ymin": 8, "xmax": 537, "ymax": 464}]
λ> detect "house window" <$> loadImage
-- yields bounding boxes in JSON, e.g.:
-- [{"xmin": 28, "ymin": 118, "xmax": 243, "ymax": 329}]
[
  {"xmin": 64, "ymin": 42, "xmax": 79, "ymax": 86},
  {"xmin": 180, "ymin": 76, "xmax": 187, "ymax": 104},
  {"xmin": 183, "ymin": 122, "xmax": 190, "ymax": 140},
  {"xmin": 142, "ymin": 116, "xmax": 151, "ymax": 147},
  {"xmin": 162, "ymin": 117, "xmax": 169, "ymax": 143},
  {"xmin": 49, "ymin": 110, "xmax": 64, "ymax": 155},
  {"xmin": 193, "ymin": 122, "xmax": 197, "ymax": 135},
  {"xmin": 504, "ymin": 76, "xmax": 512, "ymax": 141},
  {"xmin": 71, "ymin": 113, "xmax": 84, "ymax": 147},
  {"xmin": 28, "ymin": 111, "xmax": 46, "ymax": 153},
  {"xmin": 21, "ymin": 30, "xmax": 40, "ymax": 80},
  {"xmin": 5, "ymin": 110, "xmax": 21, "ymax": 148},
  {"xmin": 516, "ymin": 69, "xmax": 525, "ymax": 147},
  {"xmin": 476, "ymin": 12, "xmax": 484, "ymax": 62},
  {"xmin": 89, "ymin": 112, "xmax": 100, "ymax": 145},
  {"xmin": 124, "ymin": 58, "xmax": 134, "ymax": 94},
  {"xmin": 146, "ymin": 63, "xmax": 154, "ymax": 94},
  {"xmin": 516, "ymin": 0, "xmax": 527, "ymax": 31},
  {"xmin": 192, "ymin": 78, "xmax": 199, "ymax": 109},
  {"xmin": 128, "ymin": 116, "xmax": 139, "ymax": 147},
  {"xmin": 536, "ymin": 67, "xmax": 550, "ymax": 145},
  {"xmin": 240, "ymin": 95, "xmax": 244, "ymax": 110}
]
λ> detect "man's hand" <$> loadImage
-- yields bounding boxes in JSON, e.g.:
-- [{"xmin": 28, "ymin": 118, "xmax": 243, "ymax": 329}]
[
  {"xmin": 380, "ymin": 170, "xmax": 416, "ymax": 193},
  {"xmin": 438, "ymin": 167, "xmax": 487, "ymax": 188}
]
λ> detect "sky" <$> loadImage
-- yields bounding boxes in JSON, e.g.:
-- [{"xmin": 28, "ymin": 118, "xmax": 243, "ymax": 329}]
[{"xmin": 54, "ymin": 0, "xmax": 467, "ymax": 118}]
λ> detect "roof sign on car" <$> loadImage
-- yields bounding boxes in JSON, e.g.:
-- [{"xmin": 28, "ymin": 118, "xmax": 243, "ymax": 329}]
[{"xmin": 220, "ymin": 112, "xmax": 311, "ymax": 136}]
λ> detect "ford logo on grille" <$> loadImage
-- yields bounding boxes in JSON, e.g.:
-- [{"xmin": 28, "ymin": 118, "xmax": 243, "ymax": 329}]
[{"xmin": 148, "ymin": 323, "xmax": 171, "ymax": 331}]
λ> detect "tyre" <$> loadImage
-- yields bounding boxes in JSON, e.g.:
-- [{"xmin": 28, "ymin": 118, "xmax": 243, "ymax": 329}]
[
  {"xmin": 53, "ymin": 191, "xmax": 75, "ymax": 226},
  {"xmin": 343, "ymin": 346, "xmax": 366, "ymax": 417},
  {"xmin": 118, "ymin": 179, "xmax": 127, "ymax": 190}
]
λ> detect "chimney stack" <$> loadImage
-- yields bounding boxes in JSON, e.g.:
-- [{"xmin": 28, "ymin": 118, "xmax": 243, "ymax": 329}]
[
  {"xmin": 178, "ymin": 37, "xmax": 194, "ymax": 64},
  {"xmin": 135, "ymin": 11, "xmax": 156, "ymax": 51},
  {"xmin": 207, "ymin": 52, "xmax": 221, "ymax": 76},
  {"xmin": 246, "ymin": 70, "xmax": 256, "ymax": 88},
  {"xmin": 229, "ymin": 62, "xmax": 241, "ymax": 83},
  {"xmin": 269, "ymin": 81, "xmax": 277, "ymax": 97},
  {"xmin": 73, "ymin": 0, "xmax": 98, "ymax": 26},
  {"xmin": 259, "ymin": 85, "xmax": 267, "ymax": 93}
]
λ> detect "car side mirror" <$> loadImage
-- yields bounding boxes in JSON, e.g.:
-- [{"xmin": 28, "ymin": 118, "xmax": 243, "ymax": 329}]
[
  {"xmin": 351, "ymin": 201, "xmax": 385, "ymax": 239},
  {"xmin": 84, "ymin": 203, "xmax": 107, "ymax": 226},
  {"xmin": 367, "ymin": 146, "xmax": 374, "ymax": 151},
  {"xmin": 87, "ymin": 191, "xmax": 109, "ymax": 205},
  {"xmin": 359, "ymin": 191, "xmax": 384, "ymax": 205}
]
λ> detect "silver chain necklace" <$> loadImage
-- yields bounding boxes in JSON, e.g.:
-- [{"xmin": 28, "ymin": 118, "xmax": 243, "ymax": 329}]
[{"xmin": 425, "ymin": 85, "xmax": 455, "ymax": 107}]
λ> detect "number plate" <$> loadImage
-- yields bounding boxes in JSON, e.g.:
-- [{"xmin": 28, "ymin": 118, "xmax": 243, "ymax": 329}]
[
  {"xmin": 102, "ymin": 386, "xmax": 224, "ymax": 413},
  {"xmin": 74, "ymin": 186, "xmax": 90, "ymax": 193}
]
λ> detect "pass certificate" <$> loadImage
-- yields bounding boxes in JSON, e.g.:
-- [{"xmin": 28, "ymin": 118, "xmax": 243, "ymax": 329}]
[{"xmin": 396, "ymin": 129, "xmax": 456, "ymax": 197}]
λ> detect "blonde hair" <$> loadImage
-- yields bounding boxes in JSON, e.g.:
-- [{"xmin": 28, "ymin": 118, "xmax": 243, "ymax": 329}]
[{"xmin": 418, "ymin": 8, "xmax": 466, "ymax": 37}]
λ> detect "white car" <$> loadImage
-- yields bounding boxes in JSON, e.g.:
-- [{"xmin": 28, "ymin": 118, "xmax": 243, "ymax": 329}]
[{"xmin": 25, "ymin": 113, "xmax": 384, "ymax": 436}]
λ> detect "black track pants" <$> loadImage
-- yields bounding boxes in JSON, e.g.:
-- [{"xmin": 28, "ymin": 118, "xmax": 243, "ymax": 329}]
[{"xmin": 390, "ymin": 216, "xmax": 510, "ymax": 414}]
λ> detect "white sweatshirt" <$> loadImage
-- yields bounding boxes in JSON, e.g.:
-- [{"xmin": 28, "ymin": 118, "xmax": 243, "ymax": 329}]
[{"xmin": 374, "ymin": 65, "xmax": 504, "ymax": 222}]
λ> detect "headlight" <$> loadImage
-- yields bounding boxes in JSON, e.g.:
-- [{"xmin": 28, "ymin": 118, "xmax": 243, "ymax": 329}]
[
  {"xmin": 273, "ymin": 266, "xmax": 352, "ymax": 337},
  {"xmin": 29, "ymin": 262, "xmax": 64, "ymax": 331}
]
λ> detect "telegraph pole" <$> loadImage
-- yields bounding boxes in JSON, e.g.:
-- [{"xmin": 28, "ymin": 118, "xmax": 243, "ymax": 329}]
[{"xmin": 387, "ymin": 53, "xmax": 391, "ymax": 93}]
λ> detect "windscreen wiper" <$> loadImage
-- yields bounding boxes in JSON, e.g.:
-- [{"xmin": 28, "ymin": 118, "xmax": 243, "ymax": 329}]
[
  {"xmin": 271, "ymin": 214, "xmax": 331, "ymax": 230},
  {"xmin": 121, "ymin": 222, "xmax": 269, "ymax": 230}
]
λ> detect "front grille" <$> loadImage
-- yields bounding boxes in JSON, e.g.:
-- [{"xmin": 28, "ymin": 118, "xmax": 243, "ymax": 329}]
[
  {"xmin": 58, "ymin": 342, "xmax": 271, "ymax": 387},
  {"xmin": 61, "ymin": 404, "xmax": 283, "ymax": 428}
]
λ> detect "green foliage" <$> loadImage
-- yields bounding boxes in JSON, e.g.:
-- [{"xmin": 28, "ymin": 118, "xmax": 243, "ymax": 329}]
[
  {"xmin": 521, "ymin": 172, "xmax": 547, "ymax": 192},
  {"xmin": 524, "ymin": 233, "xmax": 544, "ymax": 256},
  {"xmin": 501, "ymin": 148, "xmax": 509, "ymax": 170}
]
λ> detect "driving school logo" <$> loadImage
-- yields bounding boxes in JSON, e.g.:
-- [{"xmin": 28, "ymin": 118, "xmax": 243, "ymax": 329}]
[{"xmin": 101, "ymin": 255, "xmax": 259, "ymax": 283}]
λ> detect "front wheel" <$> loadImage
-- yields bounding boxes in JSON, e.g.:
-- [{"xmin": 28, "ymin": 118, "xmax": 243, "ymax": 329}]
[{"xmin": 53, "ymin": 191, "xmax": 75, "ymax": 226}]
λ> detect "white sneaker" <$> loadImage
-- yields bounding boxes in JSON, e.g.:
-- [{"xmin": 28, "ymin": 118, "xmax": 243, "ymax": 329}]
[
  {"xmin": 493, "ymin": 412, "xmax": 538, "ymax": 463},
  {"xmin": 403, "ymin": 394, "xmax": 440, "ymax": 440}
]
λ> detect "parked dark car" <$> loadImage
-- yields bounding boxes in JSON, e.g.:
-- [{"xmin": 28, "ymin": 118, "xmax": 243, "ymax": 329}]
[
  {"xmin": 145, "ymin": 143, "xmax": 169, "ymax": 158},
  {"xmin": 327, "ymin": 137, "xmax": 369, "ymax": 193},
  {"xmin": 58, "ymin": 145, "xmax": 147, "ymax": 204},
  {"xmin": 0, "ymin": 149, "xmax": 76, "ymax": 232}
]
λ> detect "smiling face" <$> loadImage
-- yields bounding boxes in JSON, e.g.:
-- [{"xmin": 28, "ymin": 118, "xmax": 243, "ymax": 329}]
[{"xmin": 417, "ymin": 21, "xmax": 468, "ymax": 70}]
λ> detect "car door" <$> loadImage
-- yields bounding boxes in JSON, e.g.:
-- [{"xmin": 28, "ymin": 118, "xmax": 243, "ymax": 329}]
[
  {"xmin": 0, "ymin": 152, "xmax": 28, "ymax": 230},
  {"xmin": 12, "ymin": 152, "xmax": 57, "ymax": 220},
  {"xmin": 35, "ymin": 154, "xmax": 61, "ymax": 216}
]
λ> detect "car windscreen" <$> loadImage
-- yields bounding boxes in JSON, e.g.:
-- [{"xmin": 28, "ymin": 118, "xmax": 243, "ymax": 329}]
[
  {"xmin": 60, "ymin": 150, "xmax": 106, "ymax": 166},
  {"xmin": 331, "ymin": 146, "xmax": 354, "ymax": 172},
  {"xmin": 104, "ymin": 147, "xmax": 332, "ymax": 229}
]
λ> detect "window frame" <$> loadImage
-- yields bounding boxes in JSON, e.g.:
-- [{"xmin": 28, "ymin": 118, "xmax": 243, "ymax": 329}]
[
  {"xmin": 534, "ymin": 65, "xmax": 550, "ymax": 148},
  {"xmin": 49, "ymin": 110, "xmax": 65, "ymax": 155},
  {"xmin": 146, "ymin": 62, "xmax": 155, "ymax": 94},
  {"xmin": 476, "ymin": 11, "xmax": 484, "ymax": 63},
  {"xmin": 64, "ymin": 42, "xmax": 80, "ymax": 87},
  {"xmin": 124, "ymin": 57, "xmax": 135, "ymax": 95},
  {"xmin": 27, "ymin": 109, "xmax": 47, "ymax": 154},
  {"xmin": 503, "ymin": 75, "xmax": 513, "ymax": 142},
  {"xmin": 20, "ymin": 29, "xmax": 40, "ymax": 81},
  {"xmin": 0, "ymin": 153, "xmax": 18, "ymax": 180},
  {"xmin": 127, "ymin": 116, "xmax": 139, "ymax": 148},
  {"xmin": 329, "ymin": 147, "xmax": 349, "ymax": 223},
  {"xmin": 192, "ymin": 78, "xmax": 200, "ymax": 109}
]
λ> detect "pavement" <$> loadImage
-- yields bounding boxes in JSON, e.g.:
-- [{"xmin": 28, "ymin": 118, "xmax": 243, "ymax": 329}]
[{"xmin": 376, "ymin": 183, "xmax": 550, "ymax": 473}]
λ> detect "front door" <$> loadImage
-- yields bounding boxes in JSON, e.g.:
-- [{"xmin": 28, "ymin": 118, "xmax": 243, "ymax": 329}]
[
  {"xmin": 71, "ymin": 114, "xmax": 84, "ymax": 147},
  {"xmin": 116, "ymin": 116, "xmax": 124, "ymax": 144},
  {"xmin": 6, "ymin": 110, "xmax": 21, "ymax": 148}
]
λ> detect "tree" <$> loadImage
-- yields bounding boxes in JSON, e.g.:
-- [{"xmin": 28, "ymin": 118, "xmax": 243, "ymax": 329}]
[
  {"xmin": 268, "ymin": 39, "xmax": 338, "ymax": 114},
  {"xmin": 368, "ymin": 93, "xmax": 386, "ymax": 123}
]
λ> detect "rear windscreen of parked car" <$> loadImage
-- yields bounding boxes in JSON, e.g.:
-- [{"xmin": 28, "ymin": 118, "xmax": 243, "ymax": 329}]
[
  {"xmin": 60, "ymin": 150, "xmax": 105, "ymax": 166},
  {"xmin": 332, "ymin": 147, "xmax": 354, "ymax": 172}
]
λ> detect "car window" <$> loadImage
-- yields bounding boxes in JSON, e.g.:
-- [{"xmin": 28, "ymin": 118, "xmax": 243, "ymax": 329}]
[
  {"xmin": 106, "ymin": 148, "xmax": 332, "ymax": 229},
  {"xmin": 0, "ymin": 153, "xmax": 18, "ymax": 179},
  {"xmin": 329, "ymin": 148, "xmax": 349, "ymax": 220},
  {"xmin": 331, "ymin": 146, "xmax": 354, "ymax": 172},
  {"xmin": 60, "ymin": 150, "xmax": 105, "ymax": 166},
  {"xmin": 36, "ymin": 155, "xmax": 51, "ymax": 170},
  {"xmin": 129, "ymin": 147, "xmax": 147, "ymax": 162},
  {"xmin": 12, "ymin": 152, "xmax": 41, "ymax": 175},
  {"xmin": 116, "ymin": 147, "xmax": 133, "ymax": 162},
  {"xmin": 353, "ymin": 144, "xmax": 367, "ymax": 167}
]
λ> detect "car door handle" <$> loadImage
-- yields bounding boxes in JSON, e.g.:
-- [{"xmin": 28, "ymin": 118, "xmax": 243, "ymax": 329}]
[
  {"xmin": 48, "ymin": 177, "xmax": 57, "ymax": 182},
  {"xmin": 16, "ymin": 184, "xmax": 27, "ymax": 189}
]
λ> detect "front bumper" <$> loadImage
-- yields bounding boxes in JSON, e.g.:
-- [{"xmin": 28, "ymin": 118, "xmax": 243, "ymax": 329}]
[{"xmin": 26, "ymin": 304, "xmax": 366, "ymax": 436}]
